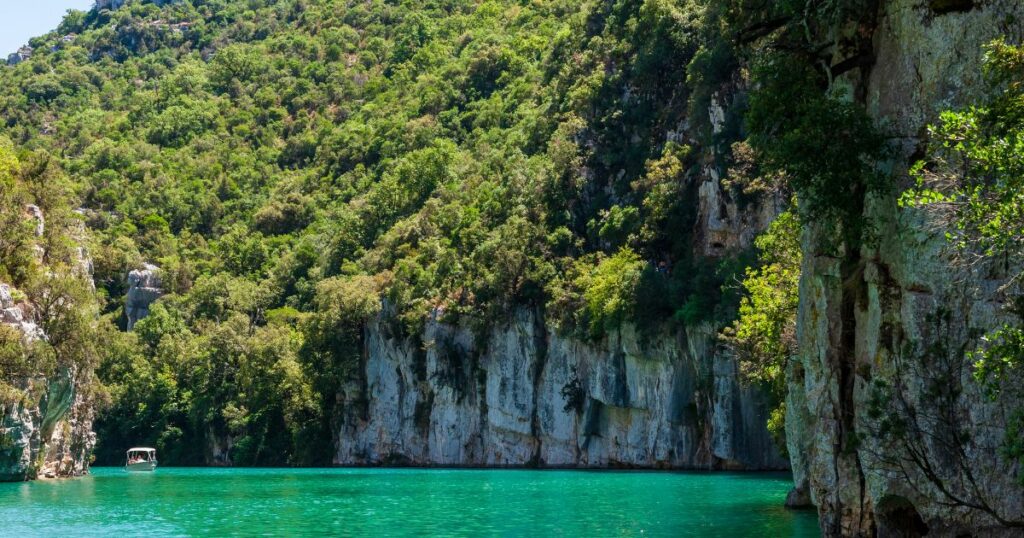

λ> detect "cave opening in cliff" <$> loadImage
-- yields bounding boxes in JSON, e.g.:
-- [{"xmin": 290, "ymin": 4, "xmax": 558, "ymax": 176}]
[{"xmin": 876, "ymin": 495, "xmax": 930, "ymax": 537}]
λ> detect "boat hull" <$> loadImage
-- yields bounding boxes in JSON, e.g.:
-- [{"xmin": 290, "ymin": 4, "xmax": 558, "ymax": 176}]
[{"xmin": 125, "ymin": 461, "xmax": 157, "ymax": 472}]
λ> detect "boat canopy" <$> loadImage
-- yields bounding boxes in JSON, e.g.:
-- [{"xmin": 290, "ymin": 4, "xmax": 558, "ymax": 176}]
[{"xmin": 127, "ymin": 447, "xmax": 156, "ymax": 454}]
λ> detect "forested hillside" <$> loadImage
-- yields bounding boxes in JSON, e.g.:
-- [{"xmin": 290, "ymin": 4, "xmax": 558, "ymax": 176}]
[
  {"xmin": 2, "ymin": 0, "xmax": 775, "ymax": 466},
  {"xmin": 2, "ymin": 0, "xmax": 1023, "ymax": 532}
]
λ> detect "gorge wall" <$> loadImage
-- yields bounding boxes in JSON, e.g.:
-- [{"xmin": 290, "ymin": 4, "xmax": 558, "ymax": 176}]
[
  {"xmin": 0, "ymin": 208, "xmax": 96, "ymax": 482},
  {"xmin": 332, "ymin": 62, "xmax": 788, "ymax": 470},
  {"xmin": 337, "ymin": 311, "xmax": 787, "ymax": 469},
  {"xmin": 0, "ymin": 357, "xmax": 95, "ymax": 481},
  {"xmin": 786, "ymin": 0, "xmax": 1024, "ymax": 535}
]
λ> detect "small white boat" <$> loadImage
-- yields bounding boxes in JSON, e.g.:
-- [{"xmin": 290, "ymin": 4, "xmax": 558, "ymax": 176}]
[{"xmin": 125, "ymin": 447, "xmax": 158, "ymax": 472}]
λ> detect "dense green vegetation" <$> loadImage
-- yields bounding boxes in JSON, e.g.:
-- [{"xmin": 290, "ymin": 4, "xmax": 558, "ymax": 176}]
[
  {"xmin": 3, "ymin": 0, "xmax": 777, "ymax": 465},
  {"xmin": 721, "ymin": 209, "xmax": 800, "ymax": 449},
  {"xmin": 0, "ymin": 0, "xmax": 947, "ymax": 468}
]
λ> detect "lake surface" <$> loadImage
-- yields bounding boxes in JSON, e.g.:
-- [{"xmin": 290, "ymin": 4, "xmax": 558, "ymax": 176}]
[{"xmin": 0, "ymin": 467, "xmax": 819, "ymax": 536}]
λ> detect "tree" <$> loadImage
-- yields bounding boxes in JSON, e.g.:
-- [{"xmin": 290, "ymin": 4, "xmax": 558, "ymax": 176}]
[{"xmin": 720, "ymin": 209, "xmax": 801, "ymax": 447}]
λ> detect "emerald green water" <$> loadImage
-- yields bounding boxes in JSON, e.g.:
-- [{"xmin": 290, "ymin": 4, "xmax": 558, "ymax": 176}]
[{"xmin": 0, "ymin": 468, "xmax": 819, "ymax": 536}]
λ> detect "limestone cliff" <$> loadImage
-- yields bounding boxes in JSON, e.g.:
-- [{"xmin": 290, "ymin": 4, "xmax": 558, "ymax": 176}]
[
  {"xmin": 332, "ymin": 71, "xmax": 785, "ymax": 469},
  {"xmin": 336, "ymin": 310, "xmax": 786, "ymax": 469},
  {"xmin": 786, "ymin": 0, "xmax": 1024, "ymax": 535},
  {"xmin": 0, "ymin": 362, "xmax": 95, "ymax": 481},
  {"xmin": 0, "ymin": 208, "xmax": 97, "ymax": 482},
  {"xmin": 125, "ymin": 263, "xmax": 162, "ymax": 331}
]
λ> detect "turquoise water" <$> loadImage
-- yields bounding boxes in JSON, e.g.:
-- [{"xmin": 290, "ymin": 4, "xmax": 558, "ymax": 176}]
[{"xmin": 0, "ymin": 467, "xmax": 819, "ymax": 536}]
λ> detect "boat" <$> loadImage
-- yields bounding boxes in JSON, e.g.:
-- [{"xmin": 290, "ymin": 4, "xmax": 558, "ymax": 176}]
[{"xmin": 125, "ymin": 447, "xmax": 158, "ymax": 472}]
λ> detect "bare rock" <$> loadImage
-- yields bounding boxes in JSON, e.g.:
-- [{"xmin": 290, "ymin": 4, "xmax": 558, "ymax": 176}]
[
  {"xmin": 335, "ymin": 309, "xmax": 787, "ymax": 469},
  {"xmin": 785, "ymin": 485, "xmax": 813, "ymax": 509},
  {"xmin": 126, "ymin": 263, "xmax": 163, "ymax": 330},
  {"xmin": 786, "ymin": 0, "xmax": 1024, "ymax": 534}
]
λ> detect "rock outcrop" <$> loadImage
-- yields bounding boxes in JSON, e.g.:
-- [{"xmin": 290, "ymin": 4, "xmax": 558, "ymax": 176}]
[
  {"xmin": 126, "ymin": 263, "xmax": 162, "ymax": 330},
  {"xmin": 6, "ymin": 46, "xmax": 33, "ymax": 66},
  {"xmin": 337, "ymin": 310, "xmax": 786, "ymax": 469},
  {"xmin": 0, "ymin": 208, "xmax": 97, "ymax": 482},
  {"xmin": 785, "ymin": 0, "xmax": 1024, "ymax": 535},
  {"xmin": 94, "ymin": 0, "xmax": 128, "ymax": 9},
  {"xmin": 0, "ymin": 284, "xmax": 43, "ymax": 342},
  {"xmin": 0, "ymin": 366, "xmax": 96, "ymax": 481}
]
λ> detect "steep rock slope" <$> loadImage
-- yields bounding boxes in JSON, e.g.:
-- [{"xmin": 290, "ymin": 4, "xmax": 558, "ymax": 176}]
[
  {"xmin": 332, "ymin": 71, "xmax": 787, "ymax": 469},
  {"xmin": 0, "ymin": 208, "xmax": 97, "ymax": 481},
  {"xmin": 786, "ymin": 0, "xmax": 1024, "ymax": 534},
  {"xmin": 338, "ymin": 310, "xmax": 786, "ymax": 468}
]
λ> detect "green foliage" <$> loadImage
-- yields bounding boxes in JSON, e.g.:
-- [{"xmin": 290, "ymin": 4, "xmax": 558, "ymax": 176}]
[
  {"xmin": 0, "ymin": 326, "xmax": 52, "ymax": 406},
  {"xmin": 580, "ymin": 248, "xmax": 645, "ymax": 338},
  {"xmin": 766, "ymin": 401, "xmax": 787, "ymax": 457},
  {"xmin": 0, "ymin": 0, "xmax": 848, "ymax": 464},
  {"xmin": 94, "ymin": 278, "xmax": 328, "ymax": 466},
  {"xmin": 722, "ymin": 209, "xmax": 801, "ymax": 385},
  {"xmin": 902, "ymin": 40, "xmax": 1024, "ymax": 258},
  {"xmin": 0, "ymin": 138, "xmax": 101, "ymax": 411},
  {"xmin": 902, "ymin": 39, "xmax": 1024, "ymax": 486},
  {"xmin": 720, "ymin": 209, "xmax": 801, "ymax": 449},
  {"xmin": 146, "ymin": 98, "xmax": 217, "ymax": 147},
  {"xmin": 708, "ymin": 0, "xmax": 888, "ymax": 243},
  {"xmin": 746, "ymin": 54, "xmax": 887, "ymax": 236},
  {"xmin": 302, "ymin": 275, "xmax": 382, "ymax": 391}
]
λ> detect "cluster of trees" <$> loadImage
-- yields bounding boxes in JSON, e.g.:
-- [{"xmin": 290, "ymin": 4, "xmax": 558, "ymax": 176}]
[
  {"xmin": 3, "ymin": 0, "xmax": 770, "ymax": 465},
  {"xmin": 2, "ymin": 0, "xmax": 965, "ymax": 468},
  {"xmin": 0, "ymin": 137, "xmax": 102, "ymax": 410}
]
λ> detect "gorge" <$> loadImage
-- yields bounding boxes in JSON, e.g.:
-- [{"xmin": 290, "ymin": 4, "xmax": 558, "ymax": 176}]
[{"xmin": 0, "ymin": 0, "xmax": 1022, "ymax": 536}]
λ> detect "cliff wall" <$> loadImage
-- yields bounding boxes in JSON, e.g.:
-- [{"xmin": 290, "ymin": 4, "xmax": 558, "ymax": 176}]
[
  {"xmin": 0, "ymin": 208, "xmax": 96, "ymax": 481},
  {"xmin": 336, "ymin": 310, "xmax": 787, "ymax": 469},
  {"xmin": 786, "ymin": 0, "xmax": 1024, "ymax": 534}
]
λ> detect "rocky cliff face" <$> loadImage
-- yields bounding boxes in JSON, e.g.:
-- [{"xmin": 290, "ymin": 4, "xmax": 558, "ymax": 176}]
[
  {"xmin": 126, "ymin": 263, "xmax": 162, "ymax": 330},
  {"xmin": 336, "ymin": 309, "xmax": 786, "ymax": 469},
  {"xmin": 0, "ymin": 365, "xmax": 95, "ymax": 481},
  {"xmin": 786, "ymin": 0, "xmax": 1024, "ymax": 535},
  {"xmin": 332, "ymin": 59, "xmax": 785, "ymax": 470},
  {"xmin": 329, "ymin": 60, "xmax": 785, "ymax": 470},
  {"xmin": 0, "ymin": 208, "xmax": 97, "ymax": 482}
]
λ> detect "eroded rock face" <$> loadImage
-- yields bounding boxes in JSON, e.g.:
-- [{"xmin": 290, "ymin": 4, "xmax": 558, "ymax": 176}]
[
  {"xmin": 336, "ymin": 310, "xmax": 786, "ymax": 469},
  {"xmin": 695, "ymin": 91, "xmax": 783, "ymax": 259},
  {"xmin": 1, "ymin": 368, "xmax": 96, "ymax": 481},
  {"xmin": 0, "ymin": 284, "xmax": 43, "ymax": 342},
  {"xmin": 6, "ymin": 46, "xmax": 32, "ymax": 66},
  {"xmin": 24, "ymin": 205, "xmax": 44, "ymax": 238},
  {"xmin": 126, "ymin": 263, "xmax": 162, "ymax": 330},
  {"xmin": 0, "ymin": 208, "xmax": 97, "ymax": 482},
  {"xmin": 786, "ymin": 0, "xmax": 1024, "ymax": 534}
]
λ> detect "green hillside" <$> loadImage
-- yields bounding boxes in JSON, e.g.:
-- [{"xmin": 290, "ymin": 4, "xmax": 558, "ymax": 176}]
[
  {"xmin": 1, "ymin": 0, "xmax": 751, "ymax": 465},
  {"xmin": 7, "ymin": 0, "xmax": 1015, "ymax": 472}
]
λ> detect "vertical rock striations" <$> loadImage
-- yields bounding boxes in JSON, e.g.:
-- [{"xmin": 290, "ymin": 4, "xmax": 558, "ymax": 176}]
[
  {"xmin": 126, "ymin": 263, "xmax": 162, "ymax": 330},
  {"xmin": 786, "ymin": 0, "xmax": 1024, "ymax": 534},
  {"xmin": 0, "ymin": 207, "xmax": 97, "ymax": 482},
  {"xmin": 334, "ymin": 69, "xmax": 786, "ymax": 470},
  {"xmin": 336, "ymin": 310, "xmax": 787, "ymax": 469}
]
